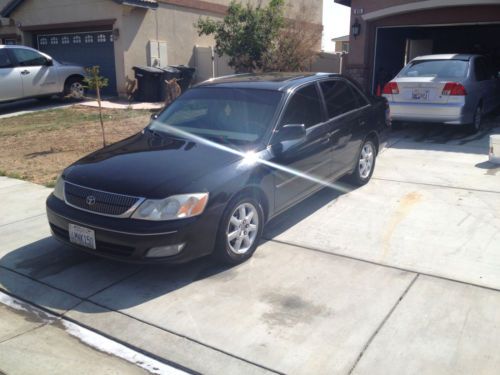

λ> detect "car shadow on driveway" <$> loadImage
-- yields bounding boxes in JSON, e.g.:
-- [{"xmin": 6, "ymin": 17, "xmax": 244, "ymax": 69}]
[
  {"xmin": 0, "ymin": 236, "xmax": 233, "ymax": 312},
  {"xmin": 0, "ymin": 184, "xmax": 352, "ymax": 314}
]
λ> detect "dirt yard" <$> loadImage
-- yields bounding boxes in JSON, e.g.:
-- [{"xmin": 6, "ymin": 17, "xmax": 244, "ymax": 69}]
[{"xmin": 0, "ymin": 106, "xmax": 152, "ymax": 186}]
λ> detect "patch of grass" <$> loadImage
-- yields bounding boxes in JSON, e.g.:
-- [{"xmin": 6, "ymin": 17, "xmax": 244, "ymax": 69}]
[
  {"xmin": 0, "ymin": 106, "xmax": 152, "ymax": 186},
  {"xmin": 0, "ymin": 169, "xmax": 28, "ymax": 181},
  {"xmin": 0, "ymin": 107, "xmax": 150, "ymax": 137}
]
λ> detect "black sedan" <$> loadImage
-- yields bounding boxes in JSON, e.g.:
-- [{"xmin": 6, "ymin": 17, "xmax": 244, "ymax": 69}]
[{"xmin": 46, "ymin": 73, "xmax": 389, "ymax": 264}]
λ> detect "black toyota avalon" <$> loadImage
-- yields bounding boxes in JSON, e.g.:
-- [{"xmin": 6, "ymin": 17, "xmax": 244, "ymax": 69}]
[{"xmin": 46, "ymin": 73, "xmax": 389, "ymax": 264}]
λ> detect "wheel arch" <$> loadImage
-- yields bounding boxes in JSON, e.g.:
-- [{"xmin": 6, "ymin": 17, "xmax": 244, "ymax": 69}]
[{"xmin": 365, "ymin": 131, "xmax": 380, "ymax": 155}]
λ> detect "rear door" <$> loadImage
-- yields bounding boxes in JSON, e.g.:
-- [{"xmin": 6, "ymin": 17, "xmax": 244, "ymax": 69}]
[
  {"xmin": 319, "ymin": 79, "xmax": 370, "ymax": 177},
  {"xmin": 10, "ymin": 48, "xmax": 59, "ymax": 97},
  {"xmin": 474, "ymin": 57, "xmax": 497, "ymax": 113},
  {"xmin": 0, "ymin": 48, "xmax": 23, "ymax": 101},
  {"xmin": 273, "ymin": 83, "xmax": 332, "ymax": 211}
]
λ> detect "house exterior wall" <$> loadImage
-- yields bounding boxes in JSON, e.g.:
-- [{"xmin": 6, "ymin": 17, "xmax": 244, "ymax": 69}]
[{"xmin": 4, "ymin": 0, "xmax": 324, "ymax": 96}]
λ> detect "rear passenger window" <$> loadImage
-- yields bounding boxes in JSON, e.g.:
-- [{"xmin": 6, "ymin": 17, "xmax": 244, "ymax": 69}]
[
  {"xmin": 0, "ymin": 50, "xmax": 12, "ymax": 68},
  {"xmin": 280, "ymin": 84, "xmax": 323, "ymax": 128},
  {"xmin": 475, "ymin": 58, "xmax": 489, "ymax": 81},
  {"xmin": 320, "ymin": 80, "xmax": 363, "ymax": 119}
]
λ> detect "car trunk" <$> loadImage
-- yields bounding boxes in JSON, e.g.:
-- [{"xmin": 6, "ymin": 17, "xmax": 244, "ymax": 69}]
[{"xmin": 391, "ymin": 77, "xmax": 455, "ymax": 104}]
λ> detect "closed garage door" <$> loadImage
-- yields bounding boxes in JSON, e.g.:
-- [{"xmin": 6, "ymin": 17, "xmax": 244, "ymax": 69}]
[{"xmin": 37, "ymin": 31, "xmax": 117, "ymax": 96}]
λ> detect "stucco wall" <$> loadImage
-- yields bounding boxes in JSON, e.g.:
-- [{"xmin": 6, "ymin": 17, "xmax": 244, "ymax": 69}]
[{"xmin": 4, "ymin": 0, "xmax": 324, "ymax": 95}]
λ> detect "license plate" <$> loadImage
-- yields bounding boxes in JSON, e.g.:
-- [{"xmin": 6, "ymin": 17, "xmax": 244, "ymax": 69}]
[
  {"xmin": 69, "ymin": 224, "xmax": 96, "ymax": 250},
  {"xmin": 412, "ymin": 89, "xmax": 430, "ymax": 100}
]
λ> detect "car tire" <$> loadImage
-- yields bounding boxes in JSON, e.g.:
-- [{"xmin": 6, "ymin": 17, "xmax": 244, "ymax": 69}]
[
  {"xmin": 348, "ymin": 138, "xmax": 377, "ymax": 186},
  {"xmin": 213, "ymin": 195, "xmax": 264, "ymax": 265},
  {"xmin": 63, "ymin": 77, "xmax": 85, "ymax": 100},
  {"xmin": 469, "ymin": 104, "xmax": 483, "ymax": 133}
]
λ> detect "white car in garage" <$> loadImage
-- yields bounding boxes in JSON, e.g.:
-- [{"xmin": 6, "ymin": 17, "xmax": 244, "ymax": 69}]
[
  {"xmin": 383, "ymin": 54, "xmax": 500, "ymax": 132},
  {"xmin": 0, "ymin": 45, "xmax": 86, "ymax": 103}
]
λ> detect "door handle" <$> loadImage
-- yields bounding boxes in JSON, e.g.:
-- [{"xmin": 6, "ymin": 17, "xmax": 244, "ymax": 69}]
[
  {"xmin": 358, "ymin": 119, "xmax": 366, "ymax": 126},
  {"xmin": 21, "ymin": 70, "xmax": 30, "ymax": 75}
]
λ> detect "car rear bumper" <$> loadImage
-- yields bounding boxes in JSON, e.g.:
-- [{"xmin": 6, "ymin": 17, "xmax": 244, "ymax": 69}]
[
  {"xmin": 46, "ymin": 194, "xmax": 220, "ymax": 264},
  {"xmin": 388, "ymin": 101, "xmax": 473, "ymax": 125}
]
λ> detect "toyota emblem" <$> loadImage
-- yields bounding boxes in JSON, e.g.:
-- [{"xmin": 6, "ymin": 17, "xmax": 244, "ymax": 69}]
[{"xmin": 86, "ymin": 195, "xmax": 96, "ymax": 206}]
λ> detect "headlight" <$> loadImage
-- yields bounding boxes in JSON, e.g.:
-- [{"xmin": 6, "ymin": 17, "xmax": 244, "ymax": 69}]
[
  {"xmin": 53, "ymin": 175, "xmax": 65, "ymax": 201},
  {"xmin": 131, "ymin": 193, "xmax": 209, "ymax": 221}
]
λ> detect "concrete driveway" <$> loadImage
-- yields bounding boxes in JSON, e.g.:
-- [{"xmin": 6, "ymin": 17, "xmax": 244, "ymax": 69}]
[{"xmin": 0, "ymin": 120, "xmax": 499, "ymax": 374}]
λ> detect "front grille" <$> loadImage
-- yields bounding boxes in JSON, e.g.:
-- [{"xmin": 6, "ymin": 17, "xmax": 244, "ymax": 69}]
[{"xmin": 64, "ymin": 182, "xmax": 142, "ymax": 217}]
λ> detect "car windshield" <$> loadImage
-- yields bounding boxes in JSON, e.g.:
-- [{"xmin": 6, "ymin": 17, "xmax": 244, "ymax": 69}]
[
  {"xmin": 399, "ymin": 59, "xmax": 469, "ymax": 79},
  {"xmin": 150, "ymin": 87, "xmax": 283, "ymax": 148}
]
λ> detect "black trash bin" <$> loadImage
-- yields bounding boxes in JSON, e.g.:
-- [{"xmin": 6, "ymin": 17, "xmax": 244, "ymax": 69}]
[
  {"xmin": 159, "ymin": 66, "xmax": 181, "ymax": 101},
  {"xmin": 169, "ymin": 65, "xmax": 196, "ymax": 92},
  {"xmin": 133, "ymin": 66, "xmax": 164, "ymax": 102}
]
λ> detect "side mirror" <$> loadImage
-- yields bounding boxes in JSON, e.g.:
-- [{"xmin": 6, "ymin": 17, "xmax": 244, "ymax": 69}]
[
  {"xmin": 150, "ymin": 113, "xmax": 159, "ymax": 121},
  {"xmin": 44, "ymin": 58, "xmax": 53, "ymax": 67},
  {"xmin": 274, "ymin": 124, "xmax": 306, "ymax": 143}
]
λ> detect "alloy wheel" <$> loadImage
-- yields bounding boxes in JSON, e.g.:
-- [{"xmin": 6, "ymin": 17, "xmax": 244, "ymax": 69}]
[
  {"xmin": 226, "ymin": 202, "xmax": 259, "ymax": 255},
  {"xmin": 474, "ymin": 106, "xmax": 482, "ymax": 131},
  {"xmin": 359, "ymin": 142, "xmax": 375, "ymax": 179},
  {"xmin": 70, "ymin": 82, "xmax": 85, "ymax": 99}
]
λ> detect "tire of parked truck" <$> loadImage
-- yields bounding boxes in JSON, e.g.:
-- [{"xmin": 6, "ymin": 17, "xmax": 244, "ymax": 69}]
[{"xmin": 63, "ymin": 77, "xmax": 85, "ymax": 100}]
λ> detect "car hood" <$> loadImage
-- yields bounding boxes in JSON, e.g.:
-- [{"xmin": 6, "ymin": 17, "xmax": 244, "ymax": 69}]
[{"xmin": 63, "ymin": 131, "xmax": 244, "ymax": 199}]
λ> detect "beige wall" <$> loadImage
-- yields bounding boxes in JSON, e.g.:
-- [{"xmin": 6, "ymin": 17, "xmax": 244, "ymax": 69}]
[{"xmin": 4, "ymin": 0, "xmax": 324, "ymax": 95}]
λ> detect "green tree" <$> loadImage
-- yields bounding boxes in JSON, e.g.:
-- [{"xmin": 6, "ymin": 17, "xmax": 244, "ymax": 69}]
[
  {"xmin": 196, "ymin": 0, "xmax": 285, "ymax": 72},
  {"xmin": 84, "ymin": 66, "xmax": 109, "ymax": 148}
]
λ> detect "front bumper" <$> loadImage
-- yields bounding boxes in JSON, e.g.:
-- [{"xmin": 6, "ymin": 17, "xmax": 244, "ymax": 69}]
[
  {"xmin": 388, "ymin": 101, "xmax": 473, "ymax": 125},
  {"xmin": 46, "ymin": 194, "xmax": 221, "ymax": 264}
]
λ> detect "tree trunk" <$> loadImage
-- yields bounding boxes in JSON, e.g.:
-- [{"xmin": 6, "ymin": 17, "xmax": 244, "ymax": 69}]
[{"xmin": 96, "ymin": 85, "xmax": 106, "ymax": 148}]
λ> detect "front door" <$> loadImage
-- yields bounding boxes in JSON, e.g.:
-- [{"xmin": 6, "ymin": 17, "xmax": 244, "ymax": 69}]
[
  {"xmin": 10, "ymin": 48, "xmax": 59, "ymax": 97},
  {"xmin": 273, "ymin": 83, "xmax": 333, "ymax": 211},
  {"xmin": 0, "ymin": 48, "xmax": 23, "ymax": 101}
]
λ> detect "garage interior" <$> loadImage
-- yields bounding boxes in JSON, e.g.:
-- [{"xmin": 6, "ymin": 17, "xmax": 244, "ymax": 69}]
[{"xmin": 372, "ymin": 23, "xmax": 500, "ymax": 93}]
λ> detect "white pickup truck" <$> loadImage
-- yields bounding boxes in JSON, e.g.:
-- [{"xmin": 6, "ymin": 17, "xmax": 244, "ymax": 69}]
[{"xmin": 0, "ymin": 44, "xmax": 86, "ymax": 103}]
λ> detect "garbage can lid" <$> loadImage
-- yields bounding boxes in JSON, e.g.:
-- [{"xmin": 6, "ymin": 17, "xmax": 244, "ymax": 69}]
[
  {"xmin": 161, "ymin": 66, "xmax": 181, "ymax": 73},
  {"xmin": 133, "ymin": 66, "xmax": 165, "ymax": 74}
]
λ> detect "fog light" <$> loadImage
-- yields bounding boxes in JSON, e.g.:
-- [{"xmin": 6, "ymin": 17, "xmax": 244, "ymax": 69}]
[{"xmin": 146, "ymin": 243, "xmax": 185, "ymax": 258}]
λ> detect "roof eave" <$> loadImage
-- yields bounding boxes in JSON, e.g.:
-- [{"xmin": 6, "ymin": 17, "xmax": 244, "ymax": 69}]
[
  {"xmin": 0, "ymin": 0, "xmax": 24, "ymax": 17},
  {"xmin": 113, "ymin": 0, "xmax": 158, "ymax": 9},
  {"xmin": 334, "ymin": 0, "xmax": 352, "ymax": 7}
]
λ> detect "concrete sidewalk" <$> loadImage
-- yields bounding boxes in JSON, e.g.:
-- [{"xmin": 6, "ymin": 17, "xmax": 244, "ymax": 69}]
[{"xmin": 0, "ymin": 292, "xmax": 186, "ymax": 375}]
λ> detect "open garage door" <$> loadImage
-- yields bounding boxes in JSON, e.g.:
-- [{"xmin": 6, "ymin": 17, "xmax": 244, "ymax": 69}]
[
  {"xmin": 373, "ymin": 23, "xmax": 500, "ymax": 93},
  {"xmin": 36, "ymin": 30, "xmax": 117, "ymax": 96}
]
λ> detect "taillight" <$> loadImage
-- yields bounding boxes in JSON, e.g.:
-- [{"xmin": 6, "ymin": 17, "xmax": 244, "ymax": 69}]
[
  {"xmin": 442, "ymin": 82, "xmax": 467, "ymax": 96},
  {"xmin": 382, "ymin": 82, "xmax": 399, "ymax": 95}
]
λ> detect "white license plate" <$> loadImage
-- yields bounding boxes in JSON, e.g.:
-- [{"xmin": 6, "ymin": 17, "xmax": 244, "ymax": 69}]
[
  {"xmin": 412, "ymin": 89, "xmax": 430, "ymax": 100},
  {"xmin": 69, "ymin": 224, "xmax": 96, "ymax": 250}
]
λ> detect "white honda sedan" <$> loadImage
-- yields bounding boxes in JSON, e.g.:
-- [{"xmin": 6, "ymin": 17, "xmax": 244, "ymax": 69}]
[
  {"xmin": 0, "ymin": 45, "xmax": 86, "ymax": 103},
  {"xmin": 383, "ymin": 54, "xmax": 500, "ymax": 132}
]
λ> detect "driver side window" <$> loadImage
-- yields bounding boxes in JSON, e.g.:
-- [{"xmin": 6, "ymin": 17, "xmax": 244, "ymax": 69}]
[
  {"xmin": 280, "ymin": 84, "xmax": 323, "ymax": 129},
  {"xmin": 0, "ymin": 50, "xmax": 13, "ymax": 68},
  {"xmin": 12, "ymin": 48, "xmax": 47, "ymax": 67}
]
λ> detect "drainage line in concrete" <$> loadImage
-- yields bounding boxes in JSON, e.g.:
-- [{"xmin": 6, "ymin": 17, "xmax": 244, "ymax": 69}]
[{"xmin": 347, "ymin": 273, "xmax": 419, "ymax": 374}]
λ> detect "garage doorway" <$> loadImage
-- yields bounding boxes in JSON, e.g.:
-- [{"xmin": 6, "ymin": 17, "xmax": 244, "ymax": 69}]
[
  {"xmin": 372, "ymin": 23, "xmax": 500, "ymax": 93},
  {"xmin": 36, "ymin": 30, "xmax": 117, "ymax": 96}
]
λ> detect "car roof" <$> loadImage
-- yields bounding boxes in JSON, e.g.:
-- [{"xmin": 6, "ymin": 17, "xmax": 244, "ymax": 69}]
[
  {"xmin": 195, "ymin": 72, "xmax": 341, "ymax": 91},
  {"xmin": 0, "ymin": 44, "xmax": 34, "ymax": 50},
  {"xmin": 412, "ymin": 54, "xmax": 479, "ymax": 61}
]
